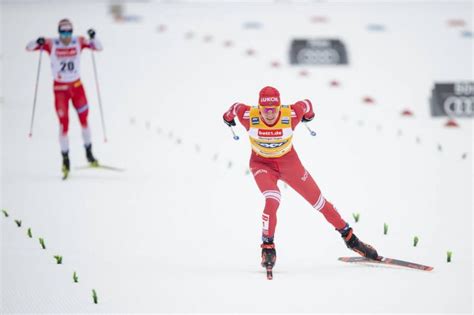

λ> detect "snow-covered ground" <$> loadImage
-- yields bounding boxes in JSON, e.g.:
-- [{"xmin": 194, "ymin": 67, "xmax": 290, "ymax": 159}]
[{"xmin": 1, "ymin": 0, "xmax": 472, "ymax": 313}]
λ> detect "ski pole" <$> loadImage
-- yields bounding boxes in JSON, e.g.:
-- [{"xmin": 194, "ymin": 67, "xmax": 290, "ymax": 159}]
[
  {"xmin": 229, "ymin": 126, "xmax": 239, "ymax": 140},
  {"xmin": 91, "ymin": 50, "xmax": 108, "ymax": 142},
  {"xmin": 304, "ymin": 123, "xmax": 317, "ymax": 136},
  {"xmin": 28, "ymin": 48, "xmax": 43, "ymax": 138}
]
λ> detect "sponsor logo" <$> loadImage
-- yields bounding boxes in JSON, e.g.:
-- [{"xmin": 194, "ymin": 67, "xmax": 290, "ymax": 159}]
[
  {"xmin": 454, "ymin": 82, "xmax": 474, "ymax": 95},
  {"xmin": 253, "ymin": 169, "xmax": 268, "ymax": 176},
  {"xmin": 430, "ymin": 82, "xmax": 474, "ymax": 117},
  {"xmin": 290, "ymin": 39, "xmax": 348, "ymax": 65},
  {"xmin": 296, "ymin": 47, "xmax": 340, "ymax": 64},
  {"xmin": 262, "ymin": 213, "xmax": 270, "ymax": 231},
  {"xmin": 308, "ymin": 39, "xmax": 331, "ymax": 48},
  {"xmin": 258, "ymin": 141, "xmax": 286, "ymax": 149},
  {"xmin": 258, "ymin": 129, "xmax": 283, "ymax": 137},
  {"xmin": 443, "ymin": 96, "xmax": 473, "ymax": 116},
  {"xmin": 282, "ymin": 117, "xmax": 290, "ymax": 124},
  {"xmin": 251, "ymin": 117, "xmax": 260, "ymax": 125},
  {"xmin": 55, "ymin": 47, "xmax": 78, "ymax": 57},
  {"xmin": 260, "ymin": 97, "xmax": 279, "ymax": 103},
  {"xmin": 301, "ymin": 170, "xmax": 309, "ymax": 182}
]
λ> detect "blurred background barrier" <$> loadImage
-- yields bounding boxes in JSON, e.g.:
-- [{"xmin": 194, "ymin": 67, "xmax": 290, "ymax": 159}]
[{"xmin": 289, "ymin": 38, "xmax": 349, "ymax": 65}]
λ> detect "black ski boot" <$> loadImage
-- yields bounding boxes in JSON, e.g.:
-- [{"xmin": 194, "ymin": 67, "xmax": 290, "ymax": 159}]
[
  {"xmin": 61, "ymin": 151, "xmax": 70, "ymax": 180},
  {"xmin": 85, "ymin": 144, "xmax": 99, "ymax": 167},
  {"xmin": 261, "ymin": 242, "xmax": 276, "ymax": 280},
  {"xmin": 339, "ymin": 225, "xmax": 379, "ymax": 260}
]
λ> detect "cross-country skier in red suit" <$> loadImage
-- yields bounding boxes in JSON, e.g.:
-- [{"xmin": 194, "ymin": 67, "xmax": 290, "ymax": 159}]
[
  {"xmin": 26, "ymin": 19, "xmax": 102, "ymax": 178},
  {"xmin": 223, "ymin": 86, "xmax": 378, "ymax": 277}
]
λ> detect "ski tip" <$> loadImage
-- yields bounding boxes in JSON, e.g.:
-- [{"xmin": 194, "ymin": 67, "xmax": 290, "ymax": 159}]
[
  {"xmin": 75, "ymin": 164, "xmax": 125, "ymax": 172},
  {"xmin": 338, "ymin": 257, "xmax": 356, "ymax": 262},
  {"xmin": 418, "ymin": 265, "xmax": 434, "ymax": 271},
  {"xmin": 339, "ymin": 256, "xmax": 434, "ymax": 272}
]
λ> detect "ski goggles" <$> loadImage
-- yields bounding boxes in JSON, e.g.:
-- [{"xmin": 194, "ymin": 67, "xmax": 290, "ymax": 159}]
[{"xmin": 259, "ymin": 105, "xmax": 280, "ymax": 114}]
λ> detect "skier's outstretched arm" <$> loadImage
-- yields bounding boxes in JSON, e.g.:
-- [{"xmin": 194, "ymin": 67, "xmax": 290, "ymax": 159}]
[
  {"xmin": 80, "ymin": 29, "xmax": 103, "ymax": 51},
  {"xmin": 223, "ymin": 102, "xmax": 250, "ymax": 130},
  {"xmin": 291, "ymin": 99, "xmax": 315, "ymax": 128},
  {"xmin": 26, "ymin": 37, "xmax": 52, "ymax": 53}
]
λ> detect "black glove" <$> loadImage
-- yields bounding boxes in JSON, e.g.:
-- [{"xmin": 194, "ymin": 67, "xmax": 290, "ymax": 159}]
[
  {"xmin": 302, "ymin": 112, "xmax": 315, "ymax": 123},
  {"xmin": 36, "ymin": 37, "xmax": 45, "ymax": 46},
  {"xmin": 87, "ymin": 29, "xmax": 96, "ymax": 39},
  {"xmin": 223, "ymin": 117, "xmax": 236, "ymax": 127}
]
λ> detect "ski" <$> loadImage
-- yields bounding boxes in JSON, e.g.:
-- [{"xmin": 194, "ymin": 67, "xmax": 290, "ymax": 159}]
[
  {"xmin": 266, "ymin": 266, "xmax": 273, "ymax": 280},
  {"xmin": 338, "ymin": 256, "xmax": 433, "ymax": 271},
  {"xmin": 75, "ymin": 164, "xmax": 125, "ymax": 172},
  {"xmin": 62, "ymin": 170, "xmax": 69, "ymax": 180}
]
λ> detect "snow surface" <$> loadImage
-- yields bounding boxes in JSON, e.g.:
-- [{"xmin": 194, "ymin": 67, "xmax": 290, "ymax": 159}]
[{"xmin": 1, "ymin": 0, "xmax": 473, "ymax": 313}]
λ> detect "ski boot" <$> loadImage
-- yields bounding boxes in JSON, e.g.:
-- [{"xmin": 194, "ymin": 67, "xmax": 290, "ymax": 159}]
[
  {"xmin": 85, "ymin": 144, "xmax": 99, "ymax": 167},
  {"xmin": 261, "ymin": 242, "xmax": 276, "ymax": 280},
  {"xmin": 61, "ymin": 151, "xmax": 70, "ymax": 180},
  {"xmin": 339, "ymin": 225, "xmax": 379, "ymax": 260}
]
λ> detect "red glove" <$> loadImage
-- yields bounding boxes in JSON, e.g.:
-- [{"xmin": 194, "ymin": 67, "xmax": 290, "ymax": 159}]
[
  {"xmin": 223, "ymin": 114, "xmax": 236, "ymax": 127},
  {"xmin": 301, "ymin": 99, "xmax": 314, "ymax": 122},
  {"xmin": 302, "ymin": 112, "xmax": 314, "ymax": 122},
  {"xmin": 223, "ymin": 103, "xmax": 241, "ymax": 126}
]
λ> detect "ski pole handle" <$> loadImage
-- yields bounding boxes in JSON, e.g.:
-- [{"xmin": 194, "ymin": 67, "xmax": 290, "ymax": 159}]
[
  {"xmin": 28, "ymin": 48, "xmax": 43, "ymax": 138},
  {"xmin": 304, "ymin": 123, "xmax": 317, "ymax": 136},
  {"xmin": 229, "ymin": 126, "xmax": 239, "ymax": 140}
]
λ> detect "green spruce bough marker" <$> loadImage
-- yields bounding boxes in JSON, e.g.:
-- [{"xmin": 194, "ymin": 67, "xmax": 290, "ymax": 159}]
[
  {"xmin": 73, "ymin": 271, "xmax": 79, "ymax": 283},
  {"xmin": 54, "ymin": 255, "xmax": 63, "ymax": 264},
  {"xmin": 27, "ymin": 228, "xmax": 32, "ymax": 238},
  {"xmin": 352, "ymin": 213, "xmax": 360, "ymax": 223},
  {"xmin": 39, "ymin": 238, "xmax": 46, "ymax": 249},
  {"xmin": 2, "ymin": 209, "xmax": 9, "ymax": 217},
  {"xmin": 447, "ymin": 251, "xmax": 452, "ymax": 262},
  {"xmin": 413, "ymin": 236, "xmax": 419, "ymax": 247},
  {"xmin": 384, "ymin": 223, "xmax": 389, "ymax": 235},
  {"xmin": 92, "ymin": 289, "xmax": 98, "ymax": 304},
  {"xmin": 15, "ymin": 220, "xmax": 22, "ymax": 227}
]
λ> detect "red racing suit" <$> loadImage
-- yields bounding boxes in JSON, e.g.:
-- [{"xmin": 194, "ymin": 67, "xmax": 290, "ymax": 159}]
[
  {"xmin": 26, "ymin": 36, "xmax": 102, "ymax": 152},
  {"xmin": 223, "ymin": 100, "xmax": 347, "ymax": 242}
]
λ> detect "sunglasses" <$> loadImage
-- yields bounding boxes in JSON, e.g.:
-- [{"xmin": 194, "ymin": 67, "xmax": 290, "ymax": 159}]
[
  {"xmin": 59, "ymin": 30, "xmax": 73, "ymax": 37},
  {"xmin": 260, "ymin": 106, "xmax": 280, "ymax": 114}
]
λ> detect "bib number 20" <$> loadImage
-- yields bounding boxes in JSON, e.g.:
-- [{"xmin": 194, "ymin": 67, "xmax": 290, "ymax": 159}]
[{"xmin": 60, "ymin": 61, "xmax": 75, "ymax": 72}]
